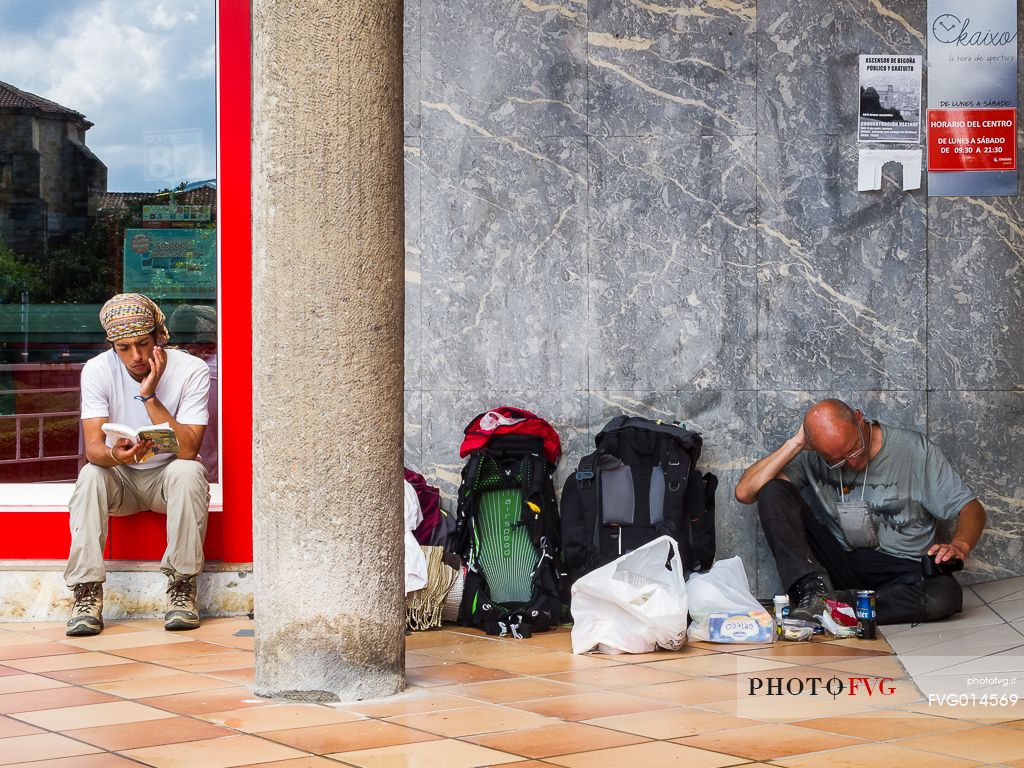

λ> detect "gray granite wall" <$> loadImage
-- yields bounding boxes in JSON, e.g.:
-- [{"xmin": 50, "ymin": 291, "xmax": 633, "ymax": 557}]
[{"xmin": 402, "ymin": 0, "xmax": 1024, "ymax": 595}]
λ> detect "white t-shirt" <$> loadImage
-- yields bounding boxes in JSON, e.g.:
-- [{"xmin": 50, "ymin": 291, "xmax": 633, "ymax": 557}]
[{"xmin": 80, "ymin": 348, "xmax": 211, "ymax": 470}]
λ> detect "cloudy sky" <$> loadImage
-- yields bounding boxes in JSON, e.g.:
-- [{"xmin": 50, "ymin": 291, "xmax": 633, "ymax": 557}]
[{"xmin": 0, "ymin": 0, "xmax": 216, "ymax": 192}]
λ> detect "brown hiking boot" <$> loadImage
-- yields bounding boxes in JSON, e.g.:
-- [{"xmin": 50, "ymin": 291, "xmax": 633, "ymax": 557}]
[
  {"xmin": 165, "ymin": 574, "xmax": 200, "ymax": 631},
  {"xmin": 66, "ymin": 582, "xmax": 104, "ymax": 636}
]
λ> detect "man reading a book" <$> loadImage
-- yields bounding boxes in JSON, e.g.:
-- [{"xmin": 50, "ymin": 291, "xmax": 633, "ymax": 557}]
[{"xmin": 65, "ymin": 293, "xmax": 211, "ymax": 636}]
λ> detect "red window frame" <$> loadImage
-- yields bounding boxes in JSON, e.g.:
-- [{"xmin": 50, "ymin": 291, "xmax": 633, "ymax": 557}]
[{"xmin": 0, "ymin": 1, "xmax": 252, "ymax": 564}]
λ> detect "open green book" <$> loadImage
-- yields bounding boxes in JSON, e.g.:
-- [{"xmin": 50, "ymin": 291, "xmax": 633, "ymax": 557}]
[{"xmin": 101, "ymin": 422, "xmax": 180, "ymax": 460}]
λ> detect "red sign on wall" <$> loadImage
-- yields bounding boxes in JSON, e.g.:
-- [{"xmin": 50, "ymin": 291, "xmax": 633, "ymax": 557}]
[{"xmin": 927, "ymin": 108, "xmax": 1017, "ymax": 172}]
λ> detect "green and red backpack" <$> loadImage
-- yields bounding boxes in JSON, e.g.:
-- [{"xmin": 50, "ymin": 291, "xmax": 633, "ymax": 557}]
[{"xmin": 453, "ymin": 408, "xmax": 564, "ymax": 638}]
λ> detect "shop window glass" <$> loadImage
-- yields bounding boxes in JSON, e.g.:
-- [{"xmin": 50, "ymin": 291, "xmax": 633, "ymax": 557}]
[{"xmin": 0, "ymin": 1, "xmax": 219, "ymax": 486}]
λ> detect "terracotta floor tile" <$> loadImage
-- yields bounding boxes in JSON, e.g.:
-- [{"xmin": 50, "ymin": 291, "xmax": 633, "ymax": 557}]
[
  {"xmin": 0, "ymin": 643, "xmax": 87, "ymax": 661},
  {"xmin": 543, "ymin": 739, "xmax": 748, "ymax": 768},
  {"xmin": 769, "ymin": 742, "xmax": 983, "ymax": 767},
  {"xmin": 39, "ymin": 661, "xmax": 181, "ymax": 686},
  {"xmin": 899, "ymin": 700, "xmax": 1024, "ymax": 723},
  {"xmin": 443, "ymin": 676, "xmax": 591, "ymax": 703},
  {"xmin": 88, "ymin": 670, "xmax": 233, "ymax": 699},
  {"xmin": 711, "ymin": 690, "xmax": 878, "ymax": 721},
  {"xmin": 5, "ymin": 652, "xmax": 148, "ymax": 674},
  {"xmin": 543, "ymin": 664, "xmax": 691, "ymax": 689},
  {"xmin": 233, "ymin": 759, "xmax": 348, "ymax": 768},
  {"xmin": 0, "ymin": 732, "xmax": 101, "ymax": 765},
  {"xmin": 811, "ymin": 655, "xmax": 910, "ymax": 679},
  {"xmin": 0, "ymin": 686, "xmax": 116, "ymax": 714},
  {"xmin": 584, "ymin": 707, "xmax": 762, "ymax": 739},
  {"xmin": 406, "ymin": 652, "xmax": 448, "ymax": 669},
  {"xmin": 201, "ymin": 703, "xmax": 364, "ymax": 732},
  {"xmin": 108, "ymin": 640, "xmax": 243, "ymax": 662},
  {"xmin": 345, "ymin": 689, "xmax": 480, "ymax": 718},
  {"xmin": 386, "ymin": 703, "xmax": 555, "ymax": 736},
  {"xmin": 328, "ymin": 737, "xmax": 523, "ymax": 768},
  {"xmin": 261, "ymin": 719, "xmax": 440, "ymax": 753},
  {"xmin": 473, "ymin": 652, "xmax": 624, "ymax": 675},
  {"xmin": 894, "ymin": 724, "xmax": 1024, "ymax": 763},
  {"xmin": 16, "ymin": 623, "xmax": 147, "ymax": 642},
  {"xmin": 416, "ymin": 639, "xmax": 550, "ymax": 662},
  {"xmin": 826, "ymin": 635, "xmax": 894, "ymax": 653},
  {"xmin": 0, "ymin": 622, "xmax": 67, "ymax": 633},
  {"xmin": 650, "ymin": 653, "xmax": 797, "ymax": 677},
  {"xmin": 0, "ymin": 714, "xmax": 42, "ymax": 738},
  {"xmin": 67, "ymin": 715, "xmax": 235, "ymax": 750},
  {"xmin": 407, "ymin": 662, "xmax": 516, "ymax": 686},
  {"xmin": 122, "ymin": 733, "xmax": 308, "ymax": 768},
  {"xmin": 509, "ymin": 691, "xmax": 675, "ymax": 720},
  {"xmin": 14, "ymin": 699, "xmax": 177, "ymax": 730},
  {"xmin": 674, "ymin": 723, "xmax": 862, "ymax": 760},
  {"xmin": 515, "ymin": 629, "xmax": 574, "ymax": 651},
  {"xmin": 626, "ymin": 677, "xmax": 739, "ymax": 706},
  {"xmin": 0, "ymin": 754, "xmax": 142, "ymax": 768},
  {"xmin": 60, "ymin": 632, "xmax": 194, "ymax": 652},
  {"xmin": 162, "ymin": 651, "xmax": 255, "ymax": 673},
  {"xmin": 796, "ymin": 710, "xmax": 976, "ymax": 740},
  {"xmin": 233, "ymin": 759, "xmax": 345, "ymax": 768},
  {"xmin": 0, "ymin": 632, "xmax": 43, "ymax": 646},
  {"xmin": 205, "ymin": 668, "xmax": 257, "ymax": 686},
  {"xmin": 404, "ymin": 630, "xmax": 488, "ymax": 650},
  {"xmin": 0, "ymin": 674, "xmax": 69, "ymax": 695},
  {"xmin": 592, "ymin": 647, "xmax": 720, "ymax": 664},
  {"xmin": 0, "ymin": 666, "xmax": 18, "ymax": 677},
  {"xmin": 740, "ymin": 643, "xmax": 891, "ymax": 664},
  {"xmin": 465, "ymin": 721, "xmax": 649, "ymax": 758},
  {"xmin": 139, "ymin": 686, "xmax": 272, "ymax": 715}
]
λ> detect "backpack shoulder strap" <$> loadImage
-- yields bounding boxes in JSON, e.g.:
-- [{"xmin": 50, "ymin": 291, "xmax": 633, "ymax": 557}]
[{"xmin": 661, "ymin": 437, "xmax": 692, "ymax": 521}]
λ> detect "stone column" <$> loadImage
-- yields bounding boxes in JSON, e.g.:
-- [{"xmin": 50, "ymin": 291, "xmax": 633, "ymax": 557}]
[{"xmin": 250, "ymin": 1, "xmax": 406, "ymax": 701}]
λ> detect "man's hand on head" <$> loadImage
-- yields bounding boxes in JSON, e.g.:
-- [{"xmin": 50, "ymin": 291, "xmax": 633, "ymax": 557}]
[
  {"xmin": 791, "ymin": 424, "xmax": 807, "ymax": 451},
  {"xmin": 139, "ymin": 346, "xmax": 166, "ymax": 398}
]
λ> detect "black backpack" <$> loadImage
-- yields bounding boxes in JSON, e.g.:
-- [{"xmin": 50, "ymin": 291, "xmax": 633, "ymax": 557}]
[
  {"xmin": 454, "ymin": 433, "xmax": 563, "ymax": 638},
  {"xmin": 560, "ymin": 415, "xmax": 717, "ymax": 583}
]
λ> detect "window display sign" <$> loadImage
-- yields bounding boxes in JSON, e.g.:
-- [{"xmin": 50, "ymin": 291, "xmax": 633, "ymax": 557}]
[
  {"xmin": 123, "ymin": 228, "xmax": 217, "ymax": 300},
  {"xmin": 927, "ymin": 0, "xmax": 1019, "ymax": 196},
  {"xmin": 858, "ymin": 55, "xmax": 922, "ymax": 143},
  {"xmin": 143, "ymin": 205, "xmax": 212, "ymax": 222}
]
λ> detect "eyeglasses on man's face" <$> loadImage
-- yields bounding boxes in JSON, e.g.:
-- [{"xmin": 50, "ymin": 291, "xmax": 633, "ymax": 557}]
[{"xmin": 825, "ymin": 422, "xmax": 866, "ymax": 470}]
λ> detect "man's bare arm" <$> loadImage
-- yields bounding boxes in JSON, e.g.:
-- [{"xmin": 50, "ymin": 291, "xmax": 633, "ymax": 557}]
[
  {"xmin": 928, "ymin": 499, "xmax": 986, "ymax": 563},
  {"xmin": 735, "ymin": 426, "xmax": 805, "ymax": 505}
]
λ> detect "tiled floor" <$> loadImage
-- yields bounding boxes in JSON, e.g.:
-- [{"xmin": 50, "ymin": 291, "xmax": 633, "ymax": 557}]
[{"xmin": 3, "ymin": 600, "xmax": 1024, "ymax": 768}]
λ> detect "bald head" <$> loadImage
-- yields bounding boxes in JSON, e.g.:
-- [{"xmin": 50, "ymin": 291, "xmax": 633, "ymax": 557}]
[{"xmin": 803, "ymin": 399, "xmax": 869, "ymax": 470}]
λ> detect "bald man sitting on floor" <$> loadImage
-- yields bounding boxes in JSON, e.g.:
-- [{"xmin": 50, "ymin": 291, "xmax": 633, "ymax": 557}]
[{"xmin": 735, "ymin": 399, "xmax": 986, "ymax": 625}]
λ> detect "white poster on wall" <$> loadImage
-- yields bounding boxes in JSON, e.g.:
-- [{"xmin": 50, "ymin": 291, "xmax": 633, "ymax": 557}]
[{"xmin": 858, "ymin": 55, "xmax": 922, "ymax": 143}]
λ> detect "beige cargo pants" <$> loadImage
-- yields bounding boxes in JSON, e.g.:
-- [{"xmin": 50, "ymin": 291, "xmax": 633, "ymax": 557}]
[{"xmin": 64, "ymin": 460, "xmax": 210, "ymax": 586}]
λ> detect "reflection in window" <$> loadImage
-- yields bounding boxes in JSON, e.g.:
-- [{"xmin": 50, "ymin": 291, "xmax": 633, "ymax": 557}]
[{"xmin": 0, "ymin": 3, "xmax": 218, "ymax": 484}]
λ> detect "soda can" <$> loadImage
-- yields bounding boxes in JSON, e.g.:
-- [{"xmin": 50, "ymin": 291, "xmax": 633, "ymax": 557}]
[{"xmin": 856, "ymin": 589, "xmax": 877, "ymax": 640}]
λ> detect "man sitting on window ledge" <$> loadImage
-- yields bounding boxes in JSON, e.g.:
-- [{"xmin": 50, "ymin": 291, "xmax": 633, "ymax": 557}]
[{"xmin": 65, "ymin": 293, "xmax": 211, "ymax": 637}]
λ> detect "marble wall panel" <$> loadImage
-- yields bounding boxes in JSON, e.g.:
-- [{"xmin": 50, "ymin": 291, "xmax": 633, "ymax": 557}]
[
  {"xmin": 404, "ymin": 0, "xmax": 420, "ymax": 135},
  {"xmin": 928, "ymin": 391, "xmax": 1024, "ymax": 584},
  {"xmin": 420, "ymin": 0, "xmax": 587, "ymax": 138},
  {"xmin": 757, "ymin": 135, "xmax": 927, "ymax": 390},
  {"xmin": 587, "ymin": 0, "xmax": 755, "ymax": 137},
  {"xmin": 928, "ymin": 197, "xmax": 1024, "ymax": 390},
  {"xmin": 753, "ymin": 390, "xmax": 926, "ymax": 595},
  {"xmin": 756, "ymin": 0, "xmax": 925, "ymax": 137},
  {"xmin": 405, "ymin": 389, "xmax": 423, "ymax": 473},
  {"xmin": 421, "ymin": 390, "xmax": 590, "ymax": 505},
  {"xmin": 405, "ymin": 140, "xmax": 422, "ymax": 384},
  {"xmin": 588, "ymin": 136, "xmax": 757, "ymax": 391},
  {"xmin": 419, "ymin": 137, "xmax": 588, "ymax": 391},
  {"xmin": 588, "ymin": 390, "xmax": 760, "ymax": 587}
]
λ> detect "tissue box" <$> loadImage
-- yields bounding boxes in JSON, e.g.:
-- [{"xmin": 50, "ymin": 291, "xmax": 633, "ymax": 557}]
[{"xmin": 708, "ymin": 610, "xmax": 775, "ymax": 643}]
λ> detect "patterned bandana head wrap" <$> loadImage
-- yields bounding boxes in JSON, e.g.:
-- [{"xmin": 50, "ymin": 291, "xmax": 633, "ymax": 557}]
[{"xmin": 99, "ymin": 293, "xmax": 169, "ymax": 344}]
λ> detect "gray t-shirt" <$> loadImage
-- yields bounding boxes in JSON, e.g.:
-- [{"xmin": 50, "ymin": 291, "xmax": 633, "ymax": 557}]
[{"xmin": 783, "ymin": 423, "xmax": 976, "ymax": 560}]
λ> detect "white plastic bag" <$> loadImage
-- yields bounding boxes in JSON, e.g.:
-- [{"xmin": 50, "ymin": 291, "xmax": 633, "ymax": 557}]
[
  {"xmin": 571, "ymin": 535, "xmax": 689, "ymax": 655},
  {"xmin": 686, "ymin": 556, "xmax": 775, "ymax": 643}
]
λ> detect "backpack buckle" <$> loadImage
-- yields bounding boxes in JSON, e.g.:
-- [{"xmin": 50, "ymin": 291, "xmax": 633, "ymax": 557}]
[
  {"xmin": 668, "ymin": 482, "xmax": 681, "ymax": 492},
  {"xmin": 575, "ymin": 469, "xmax": 594, "ymax": 488}
]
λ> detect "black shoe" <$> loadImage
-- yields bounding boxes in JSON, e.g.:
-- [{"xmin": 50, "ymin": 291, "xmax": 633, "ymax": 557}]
[{"xmin": 790, "ymin": 573, "xmax": 833, "ymax": 623}]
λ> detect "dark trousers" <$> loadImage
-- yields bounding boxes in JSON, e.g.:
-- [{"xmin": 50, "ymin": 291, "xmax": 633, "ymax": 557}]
[{"xmin": 757, "ymin": 479, "xmax": 963, "ymax": 625}]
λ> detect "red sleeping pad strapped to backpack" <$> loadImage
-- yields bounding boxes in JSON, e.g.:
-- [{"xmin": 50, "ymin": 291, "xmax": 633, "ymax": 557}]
[{"xmin": 459, "ymin": 406, "xmax": 562, "ymax": 465}]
